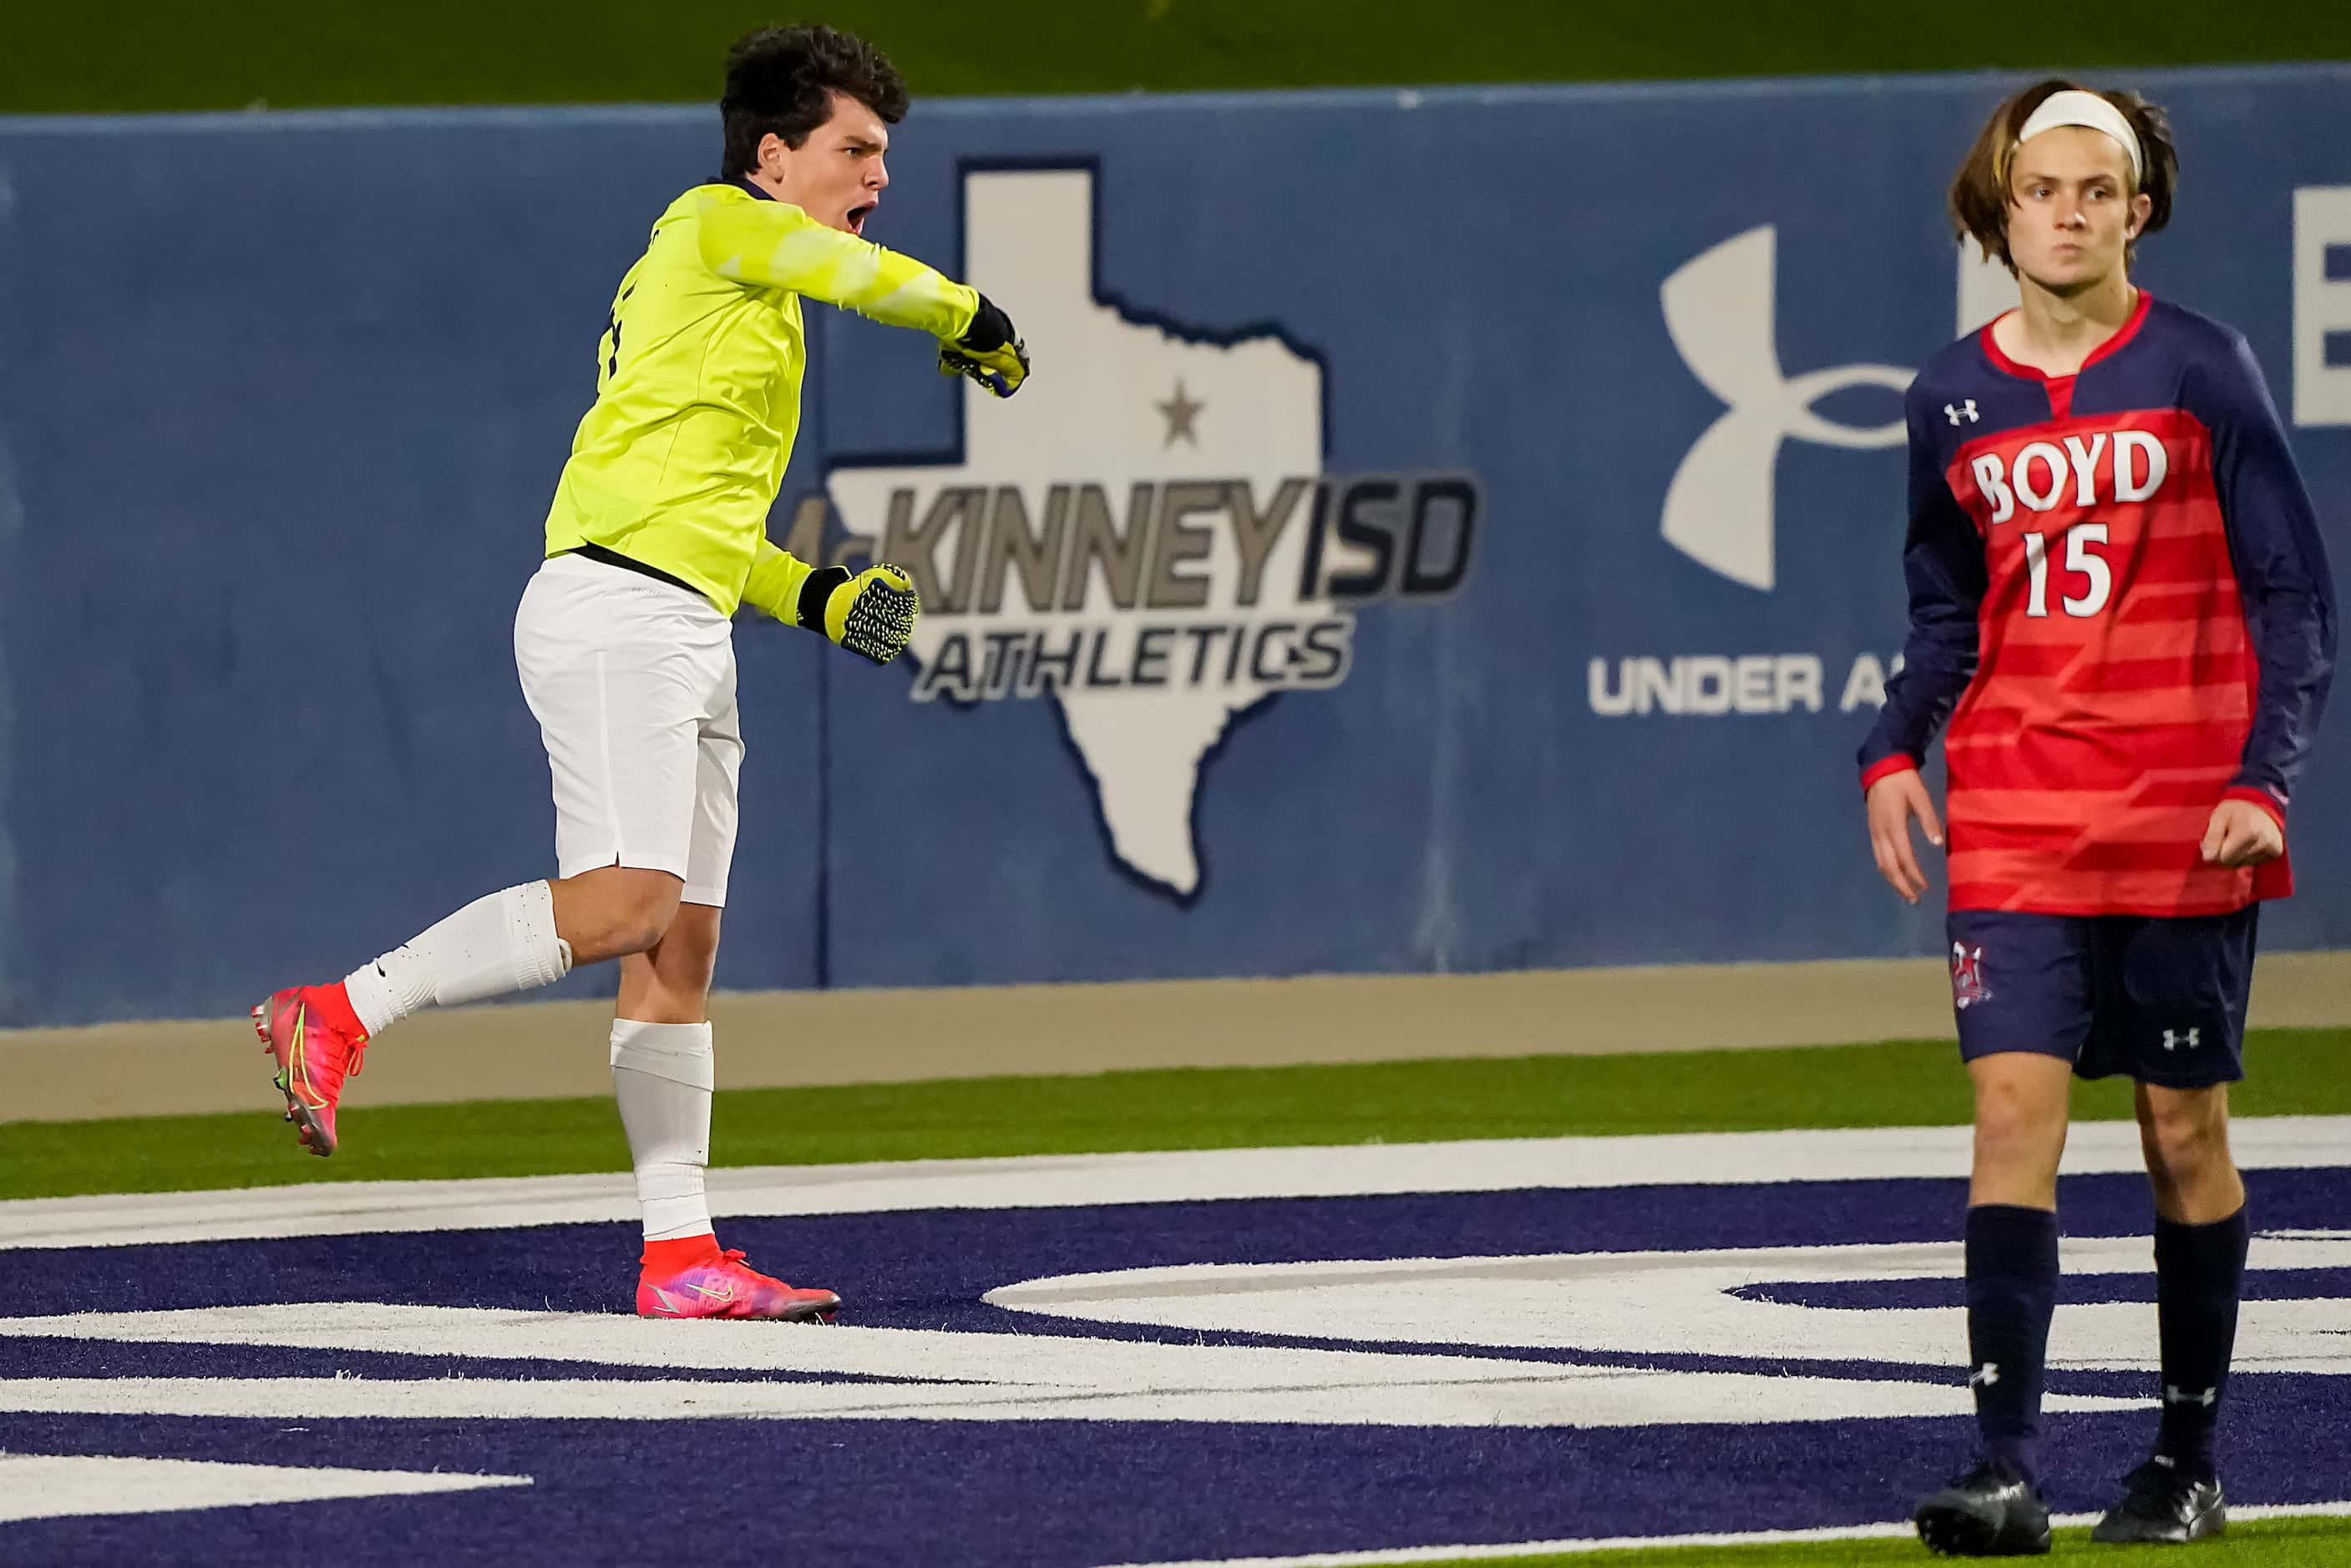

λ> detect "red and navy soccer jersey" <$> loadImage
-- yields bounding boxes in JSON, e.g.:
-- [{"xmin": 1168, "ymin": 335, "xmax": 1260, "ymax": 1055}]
[{"xmin": 1859, "ymin": 293, "xmax": 2337, "ymax": 917}]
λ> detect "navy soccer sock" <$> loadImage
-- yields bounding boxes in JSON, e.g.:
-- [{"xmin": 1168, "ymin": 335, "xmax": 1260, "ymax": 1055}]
[
  {"xmin": 1965, "ymin": 1203, "xmax": 2061, "ymax": 1485},
  {"xmin": 2153, "ymin": 1205, "xmax": 2250, "ymax": 1481}
]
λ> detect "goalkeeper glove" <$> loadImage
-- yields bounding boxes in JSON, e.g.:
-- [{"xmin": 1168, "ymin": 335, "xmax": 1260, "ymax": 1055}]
[
  {"xmin": 793, "ymin": 563, "xmax": 921, "ymax": 665},
  {"xmin": 939, "ymin": 293, "xmax": 1029, "ymax": 397}
]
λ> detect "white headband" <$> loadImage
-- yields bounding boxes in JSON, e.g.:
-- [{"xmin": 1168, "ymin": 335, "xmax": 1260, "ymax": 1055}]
[{"xmin": 2014, "ymin": 89, "xmax": 2144, "ymax": 185}]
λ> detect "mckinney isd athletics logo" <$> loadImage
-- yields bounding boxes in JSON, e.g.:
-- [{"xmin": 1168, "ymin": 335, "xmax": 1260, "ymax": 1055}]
[{"xmin": 824, "ymin": 167, "xmax": 1479, "ymax": 896}]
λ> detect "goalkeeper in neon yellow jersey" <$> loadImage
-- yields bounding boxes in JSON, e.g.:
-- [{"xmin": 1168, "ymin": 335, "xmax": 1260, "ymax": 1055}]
[
  {"xmin": 547, "ymin": 36, "xmax": 1025, "ymax": 631},
  {"xmin": 250, "ymin": 24, "xmax": 1027, "ymax": 1323}
]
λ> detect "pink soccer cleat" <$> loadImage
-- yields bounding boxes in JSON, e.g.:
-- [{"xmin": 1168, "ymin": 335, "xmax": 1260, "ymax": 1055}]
[
  {"xmin": 637, "ymin": 1242, "xmax": 841, "ymax": 1323},
  {"xmin": 251, "ymin": 984, "xmax": 370, "ymax": 1158}
]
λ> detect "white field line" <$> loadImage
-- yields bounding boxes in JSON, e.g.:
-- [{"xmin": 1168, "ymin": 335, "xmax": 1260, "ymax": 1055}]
[
  {"xmin": 3, "ymin": 1116, "xmax": 2347, "ymax": 1252},
  {"xmin": 0, "ymin": 1453, "xmax": 529, "ymax": 1524},
  {"xmin": 0, "ymin": 1371, "xmax": 2133, "ymax": 1428},
  {"xmin": 1094, "ymin": 1500, "xmax": 2351, "ymax": 1565},
  {"xmin": 0, "ymin": 1302, "xmax": 2138, "ymax": 1428}
]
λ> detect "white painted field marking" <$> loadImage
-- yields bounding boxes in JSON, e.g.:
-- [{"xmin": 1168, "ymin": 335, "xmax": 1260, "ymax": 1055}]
[
  {"xmin": 0, "ymin": 1370, "xmax": 2089, "ymax": 1428},
  {"xmin": 1, "ymin": 1117, "xmax": 2344, "ymax": 1252},
  {"xmin": 0, "ymin": 1454, "xmax": 529, "ymax": 1523},
  {"xmin": 0, "ymin": 1122, "xmax": 2338, "ymax": 1438},
  {"xmin": 990, "ymin": 1232, "xmax": 2351, "ymax": 1376},
  {"xmin": 0, "ymin": 1303, "xmax": 2134, "ymax": 1428},
  {"xmin": 1095, "ymin": 1500, "xmax": 2351, "ymax": 1565}
]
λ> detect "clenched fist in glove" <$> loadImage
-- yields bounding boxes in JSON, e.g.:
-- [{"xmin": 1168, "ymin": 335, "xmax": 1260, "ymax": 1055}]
[
  {"xmin": 793, "ymin": 563, "xmax": 921, "ymax": 665},
  {"xmin": 939, "ymin": 294, "xmax": 1029, "ymax": 398}
]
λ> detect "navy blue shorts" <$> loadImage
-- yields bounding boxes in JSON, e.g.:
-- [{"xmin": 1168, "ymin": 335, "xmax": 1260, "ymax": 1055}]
[{"xmin": 1946, "ymin": 907, "xmax": 2260, "ymax": 1088}]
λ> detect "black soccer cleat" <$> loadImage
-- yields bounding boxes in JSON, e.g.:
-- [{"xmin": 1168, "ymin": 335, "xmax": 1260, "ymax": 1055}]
[
  {"xmin": 1913, "ymin": 1459, "xmax": 2052, "ymax": 1556},
  {"xmin": 2090, "ymin": 1457, "xmax": 2226, "ymax": 1545}
]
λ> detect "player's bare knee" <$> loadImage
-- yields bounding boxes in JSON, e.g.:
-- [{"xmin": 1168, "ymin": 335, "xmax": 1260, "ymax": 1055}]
[
  {"xmin": 612, "ymin": 891, "xmax": 683, "ymax": 958},
  {"xmin": 1974, "ymin": 1131, "xmax": 2060, "ymax": 1191},
  {"xmin": 1972, "ymin": 1082, "xmax": 2062, "ymax": 1155},
  {"xmin": 1972, "ymin": 1124, "xmax": 2066, "ymax": 1206},
  {"xmin": 610, "ymin": 917, "xmax": 666, "ymax": 959},
  {"xmin": 2139, "ymin": 1093, "xmax": 2230, "ymax": 1185},
  {"xmin": 552, "ymin": 867, "xmax": 685, "ymax": 961},
  {"xmin": 648, "ymin": 910, "xmax": 722, "ymax": 990}
]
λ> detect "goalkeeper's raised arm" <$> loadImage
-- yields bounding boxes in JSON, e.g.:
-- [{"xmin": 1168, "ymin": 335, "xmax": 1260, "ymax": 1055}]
[
  {"xmin": 702, "ymin": 34, "xmax": 1029, "ymax": 398},
  {"xmin": 694, "ymin": 190, "xmax": 961, "ymax": 335},
  {"xmin": 693, "ymin": 189, "xmax": 1031, "ymax": 399}
]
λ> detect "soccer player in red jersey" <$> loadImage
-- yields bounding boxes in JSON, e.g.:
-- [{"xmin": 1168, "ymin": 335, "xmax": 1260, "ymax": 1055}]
[{"xmin": 1859, "ymin": 81, "xmax": 2335, "ymax": 1554}]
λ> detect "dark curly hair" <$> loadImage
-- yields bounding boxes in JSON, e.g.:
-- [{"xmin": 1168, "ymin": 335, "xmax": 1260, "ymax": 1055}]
[{"xmin": 721, "ymin": 24, "xmax": 909, "ymax": 178}]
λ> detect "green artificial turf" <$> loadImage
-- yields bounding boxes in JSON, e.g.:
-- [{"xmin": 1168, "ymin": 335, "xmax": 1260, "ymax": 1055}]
[
  {"xmin": 1411, "ymin": 1512, "xmax": 2351, "ymax": 1565},
  {"xmin": 2, "ymin": 1028, "xmax": 2340, "ymax": 1202}
]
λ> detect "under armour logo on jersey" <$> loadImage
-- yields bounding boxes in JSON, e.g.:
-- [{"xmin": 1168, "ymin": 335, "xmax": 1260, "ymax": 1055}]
[
  {"xmin": 2166, "ymin": 1383, "xmax": 2218, "ymax": 1408},
  {"xmin": 1969, "ymin": 1362, "xmax": 2000, "ymax": 1388},
  {"xmin": 2163, "ymin": 1028, "xmax": 2203, "ymax": 1051},
  {"xmin": 1658, "ymin": 225, "xmax": 1913, "ymax": 591},
  {"xmin": 1945, "ymin": 399, "xmax": 1979, "ymax": 425}
]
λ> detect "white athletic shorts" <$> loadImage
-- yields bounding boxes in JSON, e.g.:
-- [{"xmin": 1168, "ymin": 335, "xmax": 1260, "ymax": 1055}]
[{"xmin": 513, "ymin": 552, "xmax": 742, "ymax": 908}]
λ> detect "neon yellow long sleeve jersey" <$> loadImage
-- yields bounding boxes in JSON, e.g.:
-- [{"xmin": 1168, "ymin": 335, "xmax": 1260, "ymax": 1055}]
[{"xmin": 542, "ymin": 180, "xmax": 979, "ymax": 618}]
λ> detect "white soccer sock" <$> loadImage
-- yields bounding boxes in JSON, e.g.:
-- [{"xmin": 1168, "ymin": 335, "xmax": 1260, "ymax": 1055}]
[
  {"xmin": 611, "ymin": 1019, "xmax": 715, "ymax": 1242},
  {"xmin": 342, "ymin": 882, "xmax": 574, "ymax": 1038}
]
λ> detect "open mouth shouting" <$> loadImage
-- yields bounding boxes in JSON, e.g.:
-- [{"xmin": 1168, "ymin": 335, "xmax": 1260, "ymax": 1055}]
[{"xmin": 847, "ymin": 200, "xmax": 878, "ymax": 236}]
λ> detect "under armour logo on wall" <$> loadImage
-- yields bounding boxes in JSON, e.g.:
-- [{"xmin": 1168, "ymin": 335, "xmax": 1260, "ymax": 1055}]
[
  {"xmin": 1658, "ymin": 225, "xmax": 1913, "ymax": 591},
  {"xmin": 1946, "ymin": 400, "xmax": 1979, "ymax": 425}
]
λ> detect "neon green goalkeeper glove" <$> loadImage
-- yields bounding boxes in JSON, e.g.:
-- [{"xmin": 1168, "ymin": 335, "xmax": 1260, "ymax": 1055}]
[
  {"xmin": 792, "ymin": 563, "xmax": 921, "ymax": 665},
  {"xmin": 939, "ymin": 294, "xmax": 1029, "ymax": 397}
]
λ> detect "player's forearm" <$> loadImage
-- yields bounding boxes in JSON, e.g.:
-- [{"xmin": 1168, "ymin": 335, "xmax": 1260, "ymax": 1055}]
[
  {"xmin": 1857, "ymin": 622, "xmax": 1977, "ymax": 784},
  {"xmin": 2208, "ymin": 352, "xmax": 2338, "ymax": 812},
  {"xmin": 1859, "ymin": 650, "xmax": 1973, "ymax": 783},
  {"xmin": 1862, "ymin": 471, "xmax": 1984, "ymax": 782},
  {"xmin": 2231, "ymin": 586, "xmax": 2336, "ymax": 809},
  {"xmin": 741, "ymin": 539, "xmax": 818, "ymax": 625},
  {"xmin": 833, "ymin": 249, "xmax": 976, "ymax": 337},
  {"xmin": 696, "ymin": 199, "xmax": 976, "ymax": 338}
]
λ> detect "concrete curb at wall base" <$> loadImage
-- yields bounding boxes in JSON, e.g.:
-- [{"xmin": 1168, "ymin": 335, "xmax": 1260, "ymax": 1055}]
[{"xmin": 2, "ymin": 953, "xmax": 2344, "ymax": 1125}]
